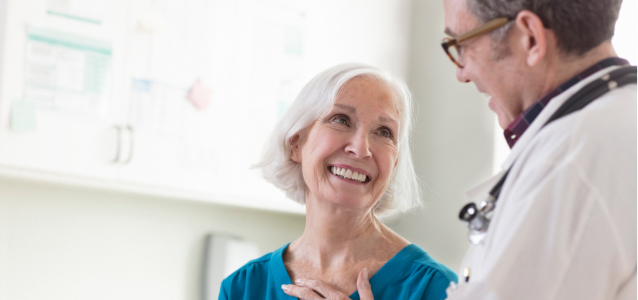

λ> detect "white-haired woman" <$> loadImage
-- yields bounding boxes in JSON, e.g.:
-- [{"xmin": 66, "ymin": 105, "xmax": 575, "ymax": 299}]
[{"xmin": 219, "ymin": 63, "xmax": 457, "ymax": 300}]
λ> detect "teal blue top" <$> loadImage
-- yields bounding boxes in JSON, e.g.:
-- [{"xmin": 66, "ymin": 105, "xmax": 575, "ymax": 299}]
[{"xmin": 219, "ymin": 243, "xmax": 458, "ymax": 300}]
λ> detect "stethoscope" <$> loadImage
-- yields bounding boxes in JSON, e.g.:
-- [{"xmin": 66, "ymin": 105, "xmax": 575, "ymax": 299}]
[
  {"xmin": 458, "ymin": 169, "xmax": 508, "ymax": 245},
  {"xmin": 458, "ymin": 65, "xmax": 637, "ymax": 245}
]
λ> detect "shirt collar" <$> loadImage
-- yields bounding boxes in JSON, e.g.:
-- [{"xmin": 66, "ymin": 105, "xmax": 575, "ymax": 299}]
[{"xmin": 503, "ymin": 57, "xmax": 630, "ymax": 148}]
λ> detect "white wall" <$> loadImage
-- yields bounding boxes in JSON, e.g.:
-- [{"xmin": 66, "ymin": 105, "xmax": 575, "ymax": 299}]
[
  {"xmin": 389, "ymin": 0, "xmax": 496, "ymax": 271},
  {"xmin": 0, "ymin": 0, "xmax": 499, "ymax": 298},
  {"xmin": 0, "ymin": 177, "xmax": 305, "ymax": 300},
  {"xmin": 0, "ymin": 0, "xmax": 411, "ymax": 298}
]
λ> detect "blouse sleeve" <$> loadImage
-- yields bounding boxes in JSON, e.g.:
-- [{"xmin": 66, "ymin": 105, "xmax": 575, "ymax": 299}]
[
  {"xmin": 217, "ymin": 279, "xmax": 229, "ymax": 300},
  {"xmin": 420, "ymin": 270, "xmax": 455, "ymax": 300}
]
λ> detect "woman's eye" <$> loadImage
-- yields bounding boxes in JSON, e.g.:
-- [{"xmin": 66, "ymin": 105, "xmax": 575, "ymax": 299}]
[
  {"xmin": 379, "ymin": 128, "xmax": 393, "ymax": 138},
  {"xmin": 332, "ymin": 115, "xmax": 349, "ymax": 125}
]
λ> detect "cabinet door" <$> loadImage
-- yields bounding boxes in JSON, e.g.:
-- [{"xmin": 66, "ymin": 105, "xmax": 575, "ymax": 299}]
[
  {"xmin": 118, "ymin": 74, "xmax": 304, "ymax": 213},
  {"xmin": 0, "ymin": 0, "xmax": 128, "ymax": 182},
  {"xmin": 116, "ymin": 0, "xmax": 306, "ymax": 214}
]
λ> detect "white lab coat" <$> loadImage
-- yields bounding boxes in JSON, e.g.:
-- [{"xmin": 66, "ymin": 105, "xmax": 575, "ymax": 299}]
[{"xmin": 447, "ymin": 65, "xmax": 637, "ymax": 300}]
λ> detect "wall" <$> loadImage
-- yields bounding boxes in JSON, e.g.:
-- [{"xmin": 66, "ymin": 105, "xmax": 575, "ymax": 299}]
[
  {"xmin": 0, "ymin": 0, "xmax": 499, "ymax": 298},
  {"xmin": 389, "ymin": 0, "xmax": 496, "ymax": 271},
  {"xmin": 0, "ymin": 177, "xmax": 305, "ymax": 300},
  {"xmin": 0, "ymin": 0, "xmax": 412, "ymax": 299}
]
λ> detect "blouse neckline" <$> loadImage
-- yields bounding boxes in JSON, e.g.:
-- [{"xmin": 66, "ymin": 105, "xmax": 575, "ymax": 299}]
[{"xmin": 269, "ymin": 243, "xmax": 423, "ymax": 299}]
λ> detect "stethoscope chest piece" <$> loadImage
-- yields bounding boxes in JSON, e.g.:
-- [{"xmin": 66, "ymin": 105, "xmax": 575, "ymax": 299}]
[{"xmin": 459, "ymin": 197, "xmax": 494, "ymax": 245}]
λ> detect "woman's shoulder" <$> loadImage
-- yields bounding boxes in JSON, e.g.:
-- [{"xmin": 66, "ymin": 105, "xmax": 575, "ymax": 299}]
[
  {"xmin": 401, "ymin": 244, "xmax": 458, "ymax": 284},
  {"xmin": 359, "ymin": 244, "xmax": 457, "ymax": 300},
  {"xmin": 228, "ymin": 252, "xmax": 273, "ymax": 275},
  {"xmin": 219, "ymin": 243, "xmax": 292, "ymax": 300},
  {"xmin": 222, "ymin": 244, "xmax": 285, "ymax": 283}
]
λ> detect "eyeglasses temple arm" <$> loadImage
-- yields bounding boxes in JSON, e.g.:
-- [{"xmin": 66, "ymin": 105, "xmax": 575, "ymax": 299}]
[{"xmin": 456, "ymin": 18, "xmax": 511, "ymax": 44}]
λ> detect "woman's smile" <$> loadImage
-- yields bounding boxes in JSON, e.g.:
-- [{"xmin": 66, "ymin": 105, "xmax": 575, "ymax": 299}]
[{"xmin": 328, "ymin": 164, "xmax": 372, "ymax": 184}]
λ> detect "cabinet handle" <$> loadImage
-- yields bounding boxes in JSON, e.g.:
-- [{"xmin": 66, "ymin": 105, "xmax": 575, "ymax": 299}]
[
  {"xmin": 124, "ymin": 125, "xmax": 134, "ymax": 164},
  {"xmin": 112, "ymin": 125, "xmax": 122, "ymax": 163}
]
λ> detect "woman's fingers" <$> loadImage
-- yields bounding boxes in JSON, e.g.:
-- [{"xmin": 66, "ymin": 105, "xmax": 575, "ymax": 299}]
[
  {"xmin": 281, "ymin": 284, "xmax": 325, "ymax": 300},
  {"xmin": 357, "ymin": 268, "xmax": 374, "ymax": 300},
  {"xmin": 296, "ymin": 279, "xmax": 337, "ymax": 298},
  {"xmin": 283, "ymin": 272, "xmax": 374, "ymax": 300},
  {"xmin": 283, "ymin": 278, "xmax": 352, "ymax": 300}
]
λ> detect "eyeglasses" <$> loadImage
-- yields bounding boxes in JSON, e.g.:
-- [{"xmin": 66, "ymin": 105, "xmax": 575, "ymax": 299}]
[{"xmin": 441, "ymin": 17, "xmax": 512, "ymax": 68}]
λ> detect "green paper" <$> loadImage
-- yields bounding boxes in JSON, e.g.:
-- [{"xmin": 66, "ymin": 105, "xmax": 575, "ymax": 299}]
[{"xmin": 10, "ymin": 101, "xmax": 37, "ymax": 131}]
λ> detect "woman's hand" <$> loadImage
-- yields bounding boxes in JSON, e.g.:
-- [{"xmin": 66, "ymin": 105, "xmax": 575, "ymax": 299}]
[{"xmin": 281, "ymin": 268, "xmax": 374, "ymax": 300}]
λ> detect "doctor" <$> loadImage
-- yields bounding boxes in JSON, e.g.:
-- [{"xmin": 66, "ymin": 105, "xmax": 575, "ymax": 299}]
[
  {"xmin": 440, "ymin": 0, "xmax": 636, "ymax": 299},
  {"xmin": 282, "ymin": 0, "xmax": 636, "ymax": 299}
]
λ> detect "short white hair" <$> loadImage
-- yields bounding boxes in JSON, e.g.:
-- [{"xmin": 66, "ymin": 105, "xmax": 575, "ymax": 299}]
[{"xmin": 255, "ymin": 63, "xmax": 422, "ymax": 217}]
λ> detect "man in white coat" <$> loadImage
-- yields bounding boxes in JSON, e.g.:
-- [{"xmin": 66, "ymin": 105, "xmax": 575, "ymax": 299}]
[
  {"xmin": 439, "ymin": 0, "xmax": 636, "ymax": 299},
  {"xmin": 282, "ymin": 0, "xmax": 636, "ymax": 299}
]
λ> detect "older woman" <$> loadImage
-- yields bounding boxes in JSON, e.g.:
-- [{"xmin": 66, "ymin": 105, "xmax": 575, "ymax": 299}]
[{"xmin": 219, "ymin": 63, "xmax": 457, "ymax": 300}]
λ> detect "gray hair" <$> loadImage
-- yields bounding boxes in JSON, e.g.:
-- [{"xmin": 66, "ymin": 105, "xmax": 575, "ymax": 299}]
[
  {"xmin": 467, "ymin": 0, "xmax": 623, "ymax": 56},
  {"xmin": 254, "ymin": 63, "xmax": 422, "ymax": 217}
]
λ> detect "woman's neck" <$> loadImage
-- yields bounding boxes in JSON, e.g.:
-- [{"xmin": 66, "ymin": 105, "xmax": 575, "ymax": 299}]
[
  {"xmin": 283, "ymin": 195, "xmax": 409, "ymax": 295},
  {"xmin": 288, "ymin": 195, "xmax": 406, "ymax": 270}
]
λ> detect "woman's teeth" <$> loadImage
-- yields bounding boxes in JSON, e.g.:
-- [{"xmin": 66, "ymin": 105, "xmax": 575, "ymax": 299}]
[{"xmin": 330, "ymin": 166, "xmax": 367, "ymax": 183}]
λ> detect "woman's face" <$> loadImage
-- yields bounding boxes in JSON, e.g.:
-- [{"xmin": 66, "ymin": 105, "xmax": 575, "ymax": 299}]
[{"xmin": 291, "ymin": 77, "xmax": 401, "ymax": 211}]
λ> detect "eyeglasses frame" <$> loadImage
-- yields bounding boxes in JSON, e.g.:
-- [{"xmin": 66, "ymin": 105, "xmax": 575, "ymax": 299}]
[{"xmin": 441, "ymin": 17, "xmax": 513, "ymax": 68}]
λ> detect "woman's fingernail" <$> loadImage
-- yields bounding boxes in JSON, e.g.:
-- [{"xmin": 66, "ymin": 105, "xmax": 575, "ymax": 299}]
[
  {"xmin": 295, "ymin": 279, "xmax": 303, "ymax": 284},
  {"xmin": 281, "ymin": 284, "xmax": 289, "ymax": 291},
  {"xmin": 363, "ymin": 268, "xmax": 369, "ymax": 280}
]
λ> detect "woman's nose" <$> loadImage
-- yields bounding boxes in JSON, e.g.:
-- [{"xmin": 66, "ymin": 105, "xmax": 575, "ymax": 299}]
[{"xmin": 345, "ymin": 131, "xmax": 372, "ymax": 158}]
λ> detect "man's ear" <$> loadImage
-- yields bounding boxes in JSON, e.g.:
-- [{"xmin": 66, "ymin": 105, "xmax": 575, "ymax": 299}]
[
  {"xmin": 514, "ymin": 10, "xmax": 548, "ymax": 67},
  {"xmin": 290, "ymin": 133, "xmax": 302, "ymax": 163}
]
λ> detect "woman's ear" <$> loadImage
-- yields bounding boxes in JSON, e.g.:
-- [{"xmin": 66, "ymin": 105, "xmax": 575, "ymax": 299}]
[
  {"xmin": 514, "ymin": 10, "xmax": 548, "ymax": 67},
  {"xmin": 290, "ymin": 133, "xmax": 302, "ymax": 163}
]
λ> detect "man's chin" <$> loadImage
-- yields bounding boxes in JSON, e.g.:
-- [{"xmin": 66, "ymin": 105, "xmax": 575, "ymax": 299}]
[
  {"xmin": 486, "ymin": 96, "xmax": 512, "ymax": 129},
  {"xmin": 496, "ymin": 117, "xmax": 509, "ymax": 130},
  {"xmin": 487, "ymin": 96, "xmax": 496, "ymax": 111}
]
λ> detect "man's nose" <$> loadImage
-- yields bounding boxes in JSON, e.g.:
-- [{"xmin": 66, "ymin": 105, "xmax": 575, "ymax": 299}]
[
  {"xmin": 345, "ymin": 130, "xmax": 372, "ymax": 158},
  {"xmin": 456, "ymin": 67, "xmax": 471, "ymax": 83}
]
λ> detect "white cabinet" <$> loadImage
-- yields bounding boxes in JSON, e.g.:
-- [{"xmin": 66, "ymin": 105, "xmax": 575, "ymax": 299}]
[
  {"xmin": 0, "ymin": 0, "xmax": 411, "ymax": 215},
  {"xmin": 0, "ymin": 0, "xmax": 128, "ymax": 182}
]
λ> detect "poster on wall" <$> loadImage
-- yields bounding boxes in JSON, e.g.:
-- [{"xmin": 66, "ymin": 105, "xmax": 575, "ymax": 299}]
[
  {"xmin": 46, "ymin": 0, "xmax": 107, "ymax": 24},
  {"xmin": 23, "ymin": 27, "xmax": 112, "ymax": 119}
]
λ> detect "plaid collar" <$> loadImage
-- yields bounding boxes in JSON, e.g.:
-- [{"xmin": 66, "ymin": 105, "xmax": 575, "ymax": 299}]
[{"xmin": 503, "ymin": 57, "xmax": 630, "ymax": 148}]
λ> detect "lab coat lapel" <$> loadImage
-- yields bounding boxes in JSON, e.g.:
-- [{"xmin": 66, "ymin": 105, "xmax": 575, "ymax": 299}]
[
  {"xmin": 465, "ymin": 170, "xmax": 508, "ymax": 205},
  {"xmin": 501, "ymin": 65, "xmax": 624, "ymax": 171}
]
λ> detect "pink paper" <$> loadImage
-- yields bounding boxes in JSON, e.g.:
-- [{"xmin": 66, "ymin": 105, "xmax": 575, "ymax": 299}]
[{"xmin": 188, "ymin": 79, "xmax": 212, "ymax": 110}]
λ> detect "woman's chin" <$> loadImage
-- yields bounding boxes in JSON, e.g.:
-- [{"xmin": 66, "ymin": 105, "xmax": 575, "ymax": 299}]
[{"xmin": 316, "ymin": 195, "xmax": 375, "ymax": 213}]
